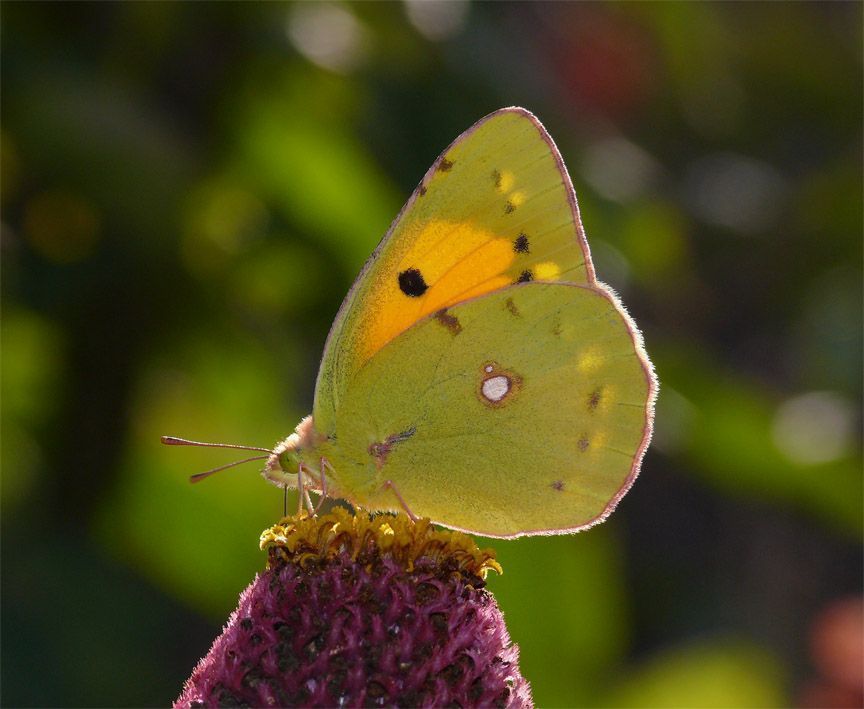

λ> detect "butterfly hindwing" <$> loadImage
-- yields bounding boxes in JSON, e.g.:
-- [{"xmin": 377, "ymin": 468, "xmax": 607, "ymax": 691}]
[
  {"xmin": 314, "ymin": 108, "xmax": 594, "ymax": 433},
  {"xmin": 324, "ymin": 282, "xmax": 654, "ymax": 538}
]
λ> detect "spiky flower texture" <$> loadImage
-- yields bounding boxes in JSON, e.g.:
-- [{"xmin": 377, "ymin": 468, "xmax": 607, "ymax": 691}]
[{"xmin": 176, "ymin": 508, "xmax": 532, "ymax": 708}]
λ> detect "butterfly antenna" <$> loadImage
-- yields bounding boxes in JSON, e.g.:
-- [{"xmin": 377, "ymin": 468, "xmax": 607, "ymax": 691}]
[
  {"xmin": 161, "ymin": 436, "xmax": 272, "ymax": 454},
  {"xmin": 188, "ymin": 455, "xmax": 270, "ymax": 483},
  {"xmin": 161, "ymin": 435, "xmax": 274, "ymax": 483}
]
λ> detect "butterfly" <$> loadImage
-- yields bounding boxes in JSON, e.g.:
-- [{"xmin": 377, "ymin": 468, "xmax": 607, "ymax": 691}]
[{"xmin": 165, "ymin": 107, "xmax": 657, "ymax": 538}]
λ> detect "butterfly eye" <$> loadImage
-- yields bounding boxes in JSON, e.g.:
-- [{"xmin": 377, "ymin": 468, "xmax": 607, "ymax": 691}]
[{"xmin": 278, "ymin": 448, "xmax": 302, "ymax": 473}]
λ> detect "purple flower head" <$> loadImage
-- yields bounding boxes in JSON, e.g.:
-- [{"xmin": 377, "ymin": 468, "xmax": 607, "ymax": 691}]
[{"xmin": 176, "ymin": 508, "xmax": 533, "ymax": 708}]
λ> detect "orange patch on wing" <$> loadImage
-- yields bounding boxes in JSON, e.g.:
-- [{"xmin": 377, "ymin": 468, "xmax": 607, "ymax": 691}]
[
  {"xmin": 422, "ymin": 237, "xmax": 514, "ymax": 311},
  {"xmin": 356, "ymin": 219, "xmax": 516, "ymax": 362}
]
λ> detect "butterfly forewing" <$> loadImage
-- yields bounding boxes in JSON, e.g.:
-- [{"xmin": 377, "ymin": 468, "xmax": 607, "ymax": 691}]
[{"xmin": 314, "ymin": 108, "xmax": 594, "ymax": 433}]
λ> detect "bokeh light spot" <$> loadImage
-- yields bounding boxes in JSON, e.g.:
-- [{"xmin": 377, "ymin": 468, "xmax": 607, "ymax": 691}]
[
  {"xmin": 404, "ymin": 0, "xmax": 468, "ymax": 41},
  {"xmin": 581, "ymin": 137, "xmax": 660, "ymax": 203},
  {"xmin": 286, "ymin": 2, "xmax": 368, "ymax": 74},
  {"xmin": 684, "ymin": 153, "xmax": 785, "ymax": 235},
  {"xmin": 772, "ymin": 391, "xmax": 857, "ymax": 465}
]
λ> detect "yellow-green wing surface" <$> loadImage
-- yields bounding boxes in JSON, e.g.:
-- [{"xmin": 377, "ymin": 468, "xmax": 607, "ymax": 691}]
[{"xmin": 323, "ymin": 282, "xmax": 654, "ymax": 538}]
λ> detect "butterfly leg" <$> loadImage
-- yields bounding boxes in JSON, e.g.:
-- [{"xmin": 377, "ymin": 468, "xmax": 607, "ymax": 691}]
[
  {"xmin": 382, "ymin": 479, "xmax": 419, "ymax": 522},
  {"xmin": 296, "ymin": 464, "xmax": 306, "ymax": 515},
  {"xmin": 297, "ymin": 463, "xmax": 319, "ymax": 515},
  {"xmin": 295, "ymin": 469, "xmax": 303, "ymax": 514},
  {"xmin": 311, "ymin": 458, "xmax": 332, "ymax": 516}
]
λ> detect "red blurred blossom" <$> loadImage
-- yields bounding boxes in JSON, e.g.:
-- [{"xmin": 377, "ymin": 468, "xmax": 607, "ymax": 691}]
[
  {"xmin": 536, "ymin": 5, "xmax": 659, "ymax": 122},
  {"xmin": 798, "ymin": 596, "xmax": 863, "ymax": 709}
]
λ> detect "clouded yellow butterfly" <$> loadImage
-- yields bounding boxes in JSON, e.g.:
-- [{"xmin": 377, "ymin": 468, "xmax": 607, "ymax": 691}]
[{"xmin": 166, "ymin": 107, "xmax": 657, "ymax": 538}]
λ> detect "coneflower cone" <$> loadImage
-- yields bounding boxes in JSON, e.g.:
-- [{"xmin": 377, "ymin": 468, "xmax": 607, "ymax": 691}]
[{"xmin": 176, "ymin": 507, "xmax": 533, "ymax": 708}]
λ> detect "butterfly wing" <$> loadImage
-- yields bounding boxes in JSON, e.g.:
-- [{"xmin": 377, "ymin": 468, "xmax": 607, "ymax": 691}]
[
  {"xmin": 324, "ymin": 282, "xmax": 655, "ymax": 538},
  {"xmin": 314, "ymin": 107, "xmax": 595, "ymax": 433}
]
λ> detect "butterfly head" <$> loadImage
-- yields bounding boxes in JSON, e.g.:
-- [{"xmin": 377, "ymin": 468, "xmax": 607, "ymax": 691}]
[{"xmin": 264, "ymin": 415, "xmax": 319, "ymax": 486}]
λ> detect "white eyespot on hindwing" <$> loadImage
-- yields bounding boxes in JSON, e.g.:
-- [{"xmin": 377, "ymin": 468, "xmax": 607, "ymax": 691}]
[
  {"xmin": 477, "ymin": 361, "xmax": 522, "ymax": 408},
  {"xmin": 481, "ymin": 375, "xmax": 511, "ymax": 402}
]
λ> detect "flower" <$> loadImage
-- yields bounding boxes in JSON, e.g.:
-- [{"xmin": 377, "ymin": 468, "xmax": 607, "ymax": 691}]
[{"xmin": 176, "ymin": 507, "xmax": 533, "ymax": 707}]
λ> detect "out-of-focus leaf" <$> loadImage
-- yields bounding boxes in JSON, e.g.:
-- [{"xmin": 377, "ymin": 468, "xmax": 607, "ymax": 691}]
[
  {"xmin": 601, "ymin": 638, "xmax": 787, "ymax": 708},
  {"xmin": 233, "ymin": 75, "xmax": 401, "ymax": 271},
  {"xmin": 93, "ymin": 330, "xmax": 304, "ymax": 617},
  {"xmin": 0, "ymin": 307, "xmax": 63, "ymax": 512},
  {"xmin": 656, "ymin": 345, "xmax": 862, "ymax": 537}
]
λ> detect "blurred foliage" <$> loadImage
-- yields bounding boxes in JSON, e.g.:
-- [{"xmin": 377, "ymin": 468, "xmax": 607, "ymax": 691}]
[{"xmin": 2, "ymin": 2, "xmax": 861, "ymax": 707}]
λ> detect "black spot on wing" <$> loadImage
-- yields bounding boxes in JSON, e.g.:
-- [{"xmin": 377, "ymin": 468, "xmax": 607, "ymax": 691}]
[
  {"xmin": 516, "ymin": 269, "xmax": 533, "ymax": 284},
  {"xmin": 551, "ymin": 480, "xmax": 565, "ymax": 492},
  {"xmin": 513, "ymin": 233, "xmax": 530, "ymax": 254},
  {"xmin": 504, "ymin": 200, "xmax": 516, "ymax": 214},
  {"xmin": 439, "ymin": 158, "xmax": 454, "ymax": 172},
  {"xmin": 492, "ymin": 169, "xmax": 502, "ymax": 189},
  {"xmin": 578, "ymin": 435, "xmax": 589, "ymax": 452},
  {"xmin": 398, "ymin": 268, "xmax": 428, "ymax": 297},
  {"xmin": 418, "ymin": 184, "xmax": 427, "ymax": 197},
  {"xmin": 588, "ymin": 387, "xmax": 603, "ymax": 412}
]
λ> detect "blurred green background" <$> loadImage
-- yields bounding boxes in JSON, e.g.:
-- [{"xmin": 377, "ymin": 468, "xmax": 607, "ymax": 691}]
[{"xmin": 2, "ymin": 3, "xmax": 861, "ymax": 707}]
